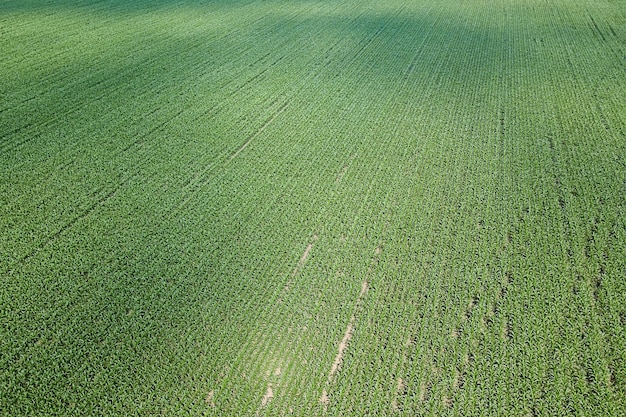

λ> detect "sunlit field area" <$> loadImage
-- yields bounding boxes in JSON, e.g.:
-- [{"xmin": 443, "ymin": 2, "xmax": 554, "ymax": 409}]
[{"xmin": 1, "ymin": 0, "xmax": 625, "ymax": 415}]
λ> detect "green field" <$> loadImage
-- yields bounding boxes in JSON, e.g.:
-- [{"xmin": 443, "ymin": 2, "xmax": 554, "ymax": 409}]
[{"xmin": 1, "ymin": 0, "xmax": 625, "ymax": 415}]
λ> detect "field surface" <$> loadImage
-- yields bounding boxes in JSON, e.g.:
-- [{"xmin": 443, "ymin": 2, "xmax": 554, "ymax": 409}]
[{"xmin": 1, "ymin": 0, "xmax": 625, "ymax": 415}]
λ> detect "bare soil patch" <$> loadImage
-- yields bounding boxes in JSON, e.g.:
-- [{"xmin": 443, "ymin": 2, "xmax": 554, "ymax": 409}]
[
  {"xmin": 330, "ymin": 317, "xmax": 355, "ymax": 378},
  {"xmin": 261, "ymin": 384, "xmax": 274, "ymax": 407},
  {"xmin": 359, "ymin": 280, "xmax": 369, "ymax": 298},
  {"xmin": 419, "ymin": 381, "xmax": 431, "ymax": 402},
  {"xmin": 319, "ymin": 389, "xmax": 330, "ymax": 406},
  {"xmin": 205, "ymin": 390, "xmax": 215, "ymax": 408}
]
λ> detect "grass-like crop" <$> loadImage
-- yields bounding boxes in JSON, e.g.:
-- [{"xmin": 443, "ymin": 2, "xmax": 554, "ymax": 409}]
[{"xmin": 1, "ymin": 0, "xmax": 624, "ymax": 415}]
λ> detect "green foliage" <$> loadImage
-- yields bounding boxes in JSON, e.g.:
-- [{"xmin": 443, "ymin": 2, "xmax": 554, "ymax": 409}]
[{"xmin": 1, "ymin": 0, "xmax": 624, "ymax": 415}]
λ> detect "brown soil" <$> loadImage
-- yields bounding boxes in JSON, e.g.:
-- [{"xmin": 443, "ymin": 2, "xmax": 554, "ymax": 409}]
[
  {"xmin": 359, "ymin": 280, "xmax": 369, "ymax": 298},
  {"xmin": 261, "ymin": 384, "xmax": 274, "ymax": 407},
  {"xmin": 205, "ymin": 390, "xmax": 215, "ymax": 408},
  {"xmin": 319, "ymin": 390, "xmax": 330, "ymax": 406},
  {"xmin": 396, "ymin": 377, "xmax": 407, "ymax": 394},
  {"xmin": 419, "ymin": 381, "xmax": 430, "ymax": 402},
  {"xmin": 391, "ymin": 399, "xmax": 400, "ymax": 412},
  {"xmin": 330, "ymin": 317, "xmax": 355, "ymax": 378}
]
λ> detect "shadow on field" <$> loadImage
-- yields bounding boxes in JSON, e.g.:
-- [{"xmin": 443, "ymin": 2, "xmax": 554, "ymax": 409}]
[{"xmin": 2, "ymin": 0, "xmax": 605, "ymax": 100}]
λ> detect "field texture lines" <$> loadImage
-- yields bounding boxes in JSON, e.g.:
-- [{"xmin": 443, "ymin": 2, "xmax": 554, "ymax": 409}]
[{"xmin": 1, "ymin": 0, "xmax": 625, "ymax": 415}]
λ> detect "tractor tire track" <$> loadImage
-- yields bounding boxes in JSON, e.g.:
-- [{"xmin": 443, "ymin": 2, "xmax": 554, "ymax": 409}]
[
  {"xmin": 16, "ymin": 174, "xmax": 136, "ymax": 266},
  {"xmin": 230, "ymin": 101, "xmax": 290, "ymax": 161}
]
